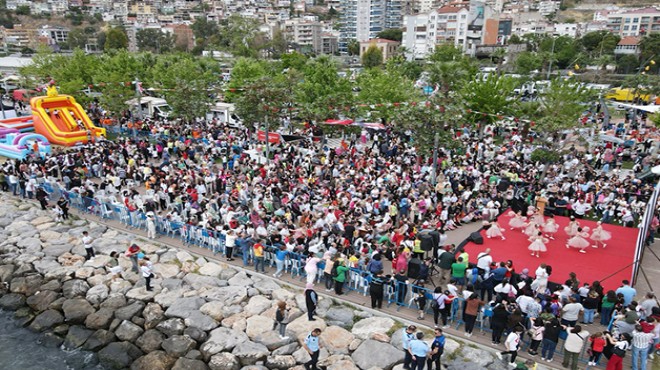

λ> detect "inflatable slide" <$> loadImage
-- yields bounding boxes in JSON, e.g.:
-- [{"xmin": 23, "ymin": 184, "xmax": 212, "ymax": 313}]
[
  {"xmin": 0, "ymin": 128, "xmax": 51, "ymax": 160},
  {"xmin": 30, "ymin": 92, "xmax": 105, "ymax": 146}
]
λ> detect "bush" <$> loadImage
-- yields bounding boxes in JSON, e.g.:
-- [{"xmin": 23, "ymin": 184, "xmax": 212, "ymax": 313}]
[{"xmin": 531, "ymin": 148, "xmax": 561, "ymax": 164}]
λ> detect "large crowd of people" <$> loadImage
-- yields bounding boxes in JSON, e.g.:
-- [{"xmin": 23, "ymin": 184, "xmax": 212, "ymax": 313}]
[{"xmin": 1, "ymin": 101, "xmax": 659, "ymax": 369}]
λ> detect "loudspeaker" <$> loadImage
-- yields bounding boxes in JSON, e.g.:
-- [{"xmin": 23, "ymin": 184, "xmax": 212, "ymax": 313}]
[
  {"xmin": 468, "ymin": 231, "xmax": 484, "ymax": 245},
  {"xmin": 419, "ymin": 233, "xmax": 435, "ymax": 251},
  {"xmin": 407, "ymin": 258, "xmax": 423, "ymax": 280}
]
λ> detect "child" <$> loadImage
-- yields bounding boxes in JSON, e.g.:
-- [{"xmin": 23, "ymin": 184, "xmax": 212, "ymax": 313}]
[
  {"xmin": 542, "ymin": 214, "xmax": 559, "ymax": 240},
  {"xmin": 566, "ymin": 227, "xmax": 590, "ymax": 254},
  {"xmin": 528, "ymin": 232, "xmax": 548, "ymax": 258},
  {"xmin": 588, "ymin": 332, "xmax": 606, "ymax": 366},
  {"xmin": 486, "ymin": 218, "xmax": 506, "ymax": 240},
  {"xmin": 515, "ymin": 359, "xmax": 537, "ymax": 370},
  {"xmin": 507, "ymin": 211, "xmax": 526, "ymax": 231},
  {"xmin": 414, "ymin": 290, "xmax": 427, "ymax": 320},
  {"xmin": 52, "ymin": 205, "xmax": 64, "ymax": 223},
  {"xmin": 527, "ymin": 318, "xmax": 544, "ymax": 356},
  {"xmin": 106, "ymin": 251, "xmax": 123, "ymax": 281},
  {"xmin": 274, "ymin": 301, "xmax": 290, "ymax": 339},
  {"xmin": 589, "ymin": 221, "xmax": 612, "ymax": 248},
  {"xmin": 564, "ymin": 216, "xmax": 580, "ymax": 237}
]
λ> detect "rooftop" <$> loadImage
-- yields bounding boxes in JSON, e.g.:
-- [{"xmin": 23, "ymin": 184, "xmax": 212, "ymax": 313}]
[{"xmin": 618, "ymin": 36, "xmax": 641, "ymax": 46}]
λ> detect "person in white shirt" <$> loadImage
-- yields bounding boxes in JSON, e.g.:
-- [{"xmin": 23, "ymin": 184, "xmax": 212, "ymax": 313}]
[
  {"xmin": 476, "ymin": 248, "xmax": 493, "ymax": 276},
  {"xmin": 496, "ymin": 326, "xmax": 523, "ymax": 367},
  {"xmin": 140, "ymin": 257, "xmax": 154, "ymax": 291},
  {"xmin": 81, "ymin": 231, "xmax": 95, "ymax": 261},
  {"xmin": 561, "ymin": 297, "xmax": 584, "ymax": 327}
]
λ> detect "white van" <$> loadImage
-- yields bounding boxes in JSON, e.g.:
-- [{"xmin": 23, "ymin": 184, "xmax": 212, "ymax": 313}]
[{"xmin": 125, "ymin": 97, "xmax": 172, "ymax": 119}]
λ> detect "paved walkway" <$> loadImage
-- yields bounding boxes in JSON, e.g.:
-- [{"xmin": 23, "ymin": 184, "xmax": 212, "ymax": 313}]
[{"xmin": 57, "ymin": 204, "xmax": 652, "ymax": 370}]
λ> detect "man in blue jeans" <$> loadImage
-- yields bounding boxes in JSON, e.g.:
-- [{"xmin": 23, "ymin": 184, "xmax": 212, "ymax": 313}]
[
  {"xmin": 401, "ymin": 325, "xmax": 417, "ymax": 369},
  {"xmin": 303, "ymin": 328, "xmax": 322, "ymax": 370},
  {"xmin": 273, "ymin": 245, "xmax": 287, "ymax": 278},
  {"xmin": 631, "ymin": 324, "xmax": 655, "ymax": 370}
]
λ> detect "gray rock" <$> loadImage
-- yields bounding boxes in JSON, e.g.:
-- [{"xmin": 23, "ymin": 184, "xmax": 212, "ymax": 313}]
[
  {"xmin": 265, "ymin": 355, "xmax": 297, "ymax": 369},
  {"xmin": 83, "ymin": 329, "xmax": 116, "ymax": 351},
  {"xmin": 227, "ymin": 271, "xmax": 253, "ymax": 287},
  {"xmin": 244, "ymin": 295, "xmax": 272, "ymax": 316},
  {"xmin": 100, "ymin": 293, "xmax": 127, "ymax": 309},
  {"xmin": 0, "ymin": 293, "xmax": 26, "ymax": 310},
  {"xmin": 162, "ymin": 335, "xmax": 197, "ymax": 358},
  {"xmin": 63, "ymin": 325, "xmax": 94, "ymax": 350},
  {"xmin": 62, "ymin": 298, "xmax": 95, "ymax": 324},
  {"xmin": 184, "ymin": 310, "xmax": 219, "ymax": 331},
  {"xmin": 199, "ymin": 301, "xmax": 224, "ymax": 322},
  {"xmin": 62, "ymin": 279, "xmax": 90, "ymax": 298},
  {"xmin": 85, "ymin": 284, "xmax": 109, "ymax": 305},
  {"xmin": 29, "ymin": 309, "xmax": 65, "ymax": 332},
  {"xmin": 390, "ymin": 328, "xmax": 404, "ymax": 350},
  {"xmin": 271, "ymin": 341, "xmax": 299, "ymax": 355},
  {"xmin": 114, "ymin": 301, "xmax": 146, "ymax": 321},
  {"xmin": 33, "ymin": 259, "xmax": 60, "ymax": 274},
  {"xmin": 208, "ymin": 353, "xmax": 240, "ymax": 370},
  {"xmin": 323, "ymin": 307, "xmax": 355, "ymax": 326},
  {"xmin": 13, "ymin": 306, "xmax": 35, "ymax": 327},
  {"xmin": 0, "ymin": 264, "xmax": 15, "ymax": 283},
  {"xmin": 183, "ymin": 327, "xmax": 208, "ymax": 343},
  {"xmin": 136, "ymin": 329, "xmax": 166, "ymax": 352},
  {"xmin": 231, "ymin": 341, "xmax": 269, "ymax": 366},
  {"xmin": 10, "ymin": 275, "xmax": 43, "ymax": 296},
  {"xmin": 458, "ymin": 346, "xmax": 495, "ymax": 368},
  {"xmin": 26, "ymin": 290, "xmax": 59, "ymax": 312},
  {"xmin": 351, "ymin": 316, "xmax": 395, "ymax": 340},
  {"xmin": 42, "ymin": 243, "xmax": 72, "ymax": 257},
  {"xmin": 130, "ymin": 350, "xmax": 176, "ymax": 370},
  {"xmin": 98, "ymin": 341, "xmax": 143, "ymax": 369},
  {"xmin": 254, "ymin": 331, "xmax": 294, "ymax": 351},
  {"xmin": 39, "ymin": 280, "xmax": 62, "ymax": 292},
  {"xmin": 199, "ymin": 285, "xmax": 249, "ymax": 305},
  {"xmin": 157, "ymin": 318, "xmax": 186, "ymax": 337},
  {"xmin": 154, "ymin": 288, "xmax": 186, "ymax": 308},
  {"xmin": 183, "ymin": 274, "xmax": 223, "ymax": 290},
  {"xmin": 47, "ymin": 297, "xmax": 66, "ymax": 311},
  {"xmin": 173, "ymin": 358, "xmax": 209, "ymax": 370},
  {"xmin": 40, "ymin": 331, "xmax": 65, "ymax": 348},
  {"xmin": 161, "ymin": 278, "xmax": 184, "ymax": 291},
  {"xmin": 200, "ymin": 327, "xmax": 249, "ymax": 359},
  {"xmin": 165, "ymin": 297, "xmax": 206, "ymax": 319},
  {"xmin": 125, "ymin": 287, "xmax": 158, "ymax": 301},
  {"xmin": 115, "ymin": 320, "xmax": 145, "ymax": 342},
  {"xmin": 198, "ymin": 262, "xmax": 223, "ymax": 277},
  {"xmin": 250, "ymin": 278, "xmax": 279, "ymax": 295},
  {"xmin": 143, "ymin": 302, "xmax": 165, "ymax": 329},
  {"xmin": 185, "ymin": 349, "xmax": 203, "ymax": 360},
  {"xmin": 351, "ymin": 339, "xmax": 403, "ymax": 370},
  {"xmin": 85, "ymin": 307, "xmax": 114, "ymax": 329}
]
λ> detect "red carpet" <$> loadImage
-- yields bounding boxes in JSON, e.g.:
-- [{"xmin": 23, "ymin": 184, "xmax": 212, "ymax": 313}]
[{"xmin": 464, "ymin": 211, "xmax": 639, "ymax": 292}]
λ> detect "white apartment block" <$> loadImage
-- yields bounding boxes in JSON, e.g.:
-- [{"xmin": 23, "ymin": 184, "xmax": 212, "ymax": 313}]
[
  {"xmin": 402, "ymin": 13, "xmax": 429, "ymax": 60},
  {"xmin": 339, "ymin": 0, "xmax": 404, "ymax": 53},
  {"xmin": 606, "ymin": 7, "xmax": 660, "ymax": 37},
  {"xmin": 552, "ymin": 23, "xmax": 578, "ymax": 38},
  {"xmin": 538, "ymin": 1, "xmax": 559, "ymax": 16},
  {"xmin": 284, "ymin": 19, "xmax": 323, "ymax": 53},
  {"xmin": 401, "ymin": 5, "xmax": 470, "ymax": 59}
]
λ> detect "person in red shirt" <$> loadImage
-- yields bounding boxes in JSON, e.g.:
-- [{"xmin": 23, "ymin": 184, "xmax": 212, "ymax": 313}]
[{"xmin": 588, "ymin": 332, "xmax": 606, "ymax": 366}]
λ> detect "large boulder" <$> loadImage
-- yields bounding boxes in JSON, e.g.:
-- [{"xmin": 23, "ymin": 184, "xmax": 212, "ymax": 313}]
[
  {"xmin": 198, "ymin": 286, "xmax": 248, "ymax": 305},
  {"xmin": 33, "ymin": 259, "xmax": 61, "ymax": 274},
  {"xmin": 351, "ymin": 316, "xmax": 395, "ymax": 340},
  {"xmin": 131, "ymin": 350, "xmax": 176, "ymax": 370},
  {"xmin": 183, "ymin": 274, "xmax": 223, "ymax": 290},
  {"xmin": 162, "ymin": 335, "xmax": 197, "ymax": 358},
  {"xmin": 458, "ymin": 346, "xmax": 495, "ymax": 368},
  {"xmin": 26, "ymin": 290, "xmax": 59, "ymax": 312},
  {"xmin": 198, "ymin": 262, "xmax": 223, "ymax": 277},
  {"xmin": 0, "ymin": 293, "xmax": 26, "ymax": 311},
  {"xmin": 231, "ymin": 341, "xmax": 269, "ymax": 366},
  {"xmin": 62, "ymin": 298, "xmax": 95, "ymax": 324},
  {"xmin": 200, "ymin": 327, "xmax": 249, "ymax": 359},
  {"xmin": 154, "ymin": 263, "xmax": 180, "ymax": 279},
  {"xmin": 100, "ymin": 293, "xmax": 127, "ymax": 309},
  {"xmin": 323, "ymin": 307, "xmax": 355, "ymax": 326},
  {"xmin": 0, "ymin": 264, "xmax": 16, "ymax": 282},
  {"xmin": 154, "ymin": 289, "xmax": 186, "ymax": 308},
  {"xmin": 199, "ymin": 301, "xmax": 224, "ymax": 322},
  {"xmin": 184, "ymin": 310, "xmax": 219, "ymax": 332},
  {"xmin": 115, "ymin": 320, "xmax": 145, "ymax": 342},
  {"xmin": 10, "ymin": 275, "xmax": 43, "ymax": 296},
  {"xmin": 351, "ymin": 339, "xmax": 403, "ymax": 370},
  {"xmin": 115, "ymin": 301, "xmax": 146, "ymax": 321},
  {"xmin": 83, "ymin": 329, "xmax": 116, "ymax": 351},
  {"xmin": 85, "ymin": 284, "xmax": 109, "ymax": 306},
  {"xmin": 165, "ymin": 297, "xmax": 206, "ymax": 319},
  {"xmin": 244, "ymin": 295, "xmax": 273, "ymax": 316},
  {"xmin": 62, "ymin": 279, "xmax": 90, "ymax": 298},
  {"xmin": 265, "ymin": 355, "xmax": 297, "ymax": 369},
  {"xmin": 173, "ymin": 358, "xmax": 209, "ymax": 370},
  {"xmin": 63, "ymin": 325, "xmax": 94, "ymax": 350},
  {"xmin": 136, "ymin": 329, "xmax": 166, "ymax": 352},
  {"xmin": 227, "ymin": 271, "xmax": 253, "ymax": 287},
  {"xmin": 98, "ymin": 341, "xmax": 143, "ymax": 369},
  {"xmin": 245, "ymin": 315, "xmax": 275, "ymax": 340},
  {"xmin": 254, "ymin": 331, "xmax": 294, "ymax": 351},
  {"xmin": 157, "ymin": 318, "xmax": 186, "ymax": 337},
  {"xmin": 29, "ymin": 309, "xmax": 64, "ymax": 332},
  {"xmin": 286, "ymin": 315, "xmax": 327, "ymax": 340},
  {"xmin": 320, "ymin": 325, "xmax": 355, "ymax": 355},
  {"xmin": 208, "ymin": 353, "xmax": 240, "ymax": 370},
  {"xmin": 125, "ymin": 287, "xmax": 158, "ymax": 301},
  {"xmin": 85, "ymin": 307, "xmax": 114, "ymax": 329},
  {"xmin": 143, "ymin": 302, "xmax": 165, "ymax": 329}
]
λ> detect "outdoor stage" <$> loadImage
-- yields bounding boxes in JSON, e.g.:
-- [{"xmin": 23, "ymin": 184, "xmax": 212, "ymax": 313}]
[{"xmin": 464, "ymin": 212, "xmax": 639, "ymax": 292}]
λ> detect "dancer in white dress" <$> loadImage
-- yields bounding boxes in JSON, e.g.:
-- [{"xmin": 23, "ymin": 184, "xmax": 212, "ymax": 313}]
[
  {"xmin": 507, "ymin": 211, "xmax": 526, "ymax": 231},
  {"xmin": 590, "ymin": 221, "xmax": 612, "ymax": 248},
  {"xmin": 566, "ymin": 227, "xmax": 590, "ymax": 253},
  {"xmin": 486, "ymin": 218, "xmax": 506, "ymax": 240},
  {"xmin": 528, "ymin": 231, "xmax": 548, "ymax": 258},
  {"xmin": 542, "ymin": 214, "xmax": 559, "ymax": 240},
  {"xmin": 524, "ymin": 221, "xmax": 540, "ymax": 238},
  {"xmin": 564, "ymin": 216, "xmax": 580, "ymax": 237}
]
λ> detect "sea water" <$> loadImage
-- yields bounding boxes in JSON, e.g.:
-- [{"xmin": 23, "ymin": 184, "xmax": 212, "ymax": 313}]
[{"xmin": 0, "ymin": 310, "xmax": 103, "ymax": 370}]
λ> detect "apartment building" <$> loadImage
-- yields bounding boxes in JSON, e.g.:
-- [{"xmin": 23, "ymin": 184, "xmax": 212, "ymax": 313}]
[
  {"xmin": 339, "ymin": 0, "xmax": 404, "ymax": 53},
  {"xmin": 284, "ymin": 19, "xmax": 323, "ymax": 53},
  {"xmin": 606, "ymin": 7, "xmax": 660, "ymax": 37},
  {"xmin": 359, "ymin": 38, "xmax": 400, "ymax": 60}
]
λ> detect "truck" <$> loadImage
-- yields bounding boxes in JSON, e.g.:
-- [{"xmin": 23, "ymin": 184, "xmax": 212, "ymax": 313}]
[
  {"xmin": 604, "ymin": 87, "xmax": 651, "ymax": 103},
  {"xmin": 125, "ymin": 97, "xmax": 172, "ymax": 119},
  {"xmin": 206, "ymin": 102, "xmax": 243, "ymax": 128}
]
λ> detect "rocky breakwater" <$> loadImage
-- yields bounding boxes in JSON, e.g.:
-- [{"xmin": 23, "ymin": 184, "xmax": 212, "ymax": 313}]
[{"xmin": 0, "ymin": 196, "xmax": 520, "ymax": 370}]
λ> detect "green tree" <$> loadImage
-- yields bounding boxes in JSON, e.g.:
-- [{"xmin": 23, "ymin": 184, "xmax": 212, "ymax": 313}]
[
  {"xmin": 104, "ymin": 27, "xmax": 129, "ymax": 51},
  {"xmin": 216, "ymin": 14, "xmax": 265, "ymax": 58},
  {"xmin": 191, "ymin": 17, "xmax": 219, "ymax": 47},
  {"xmin": 376, "ymin": 29, "xmax": 403, "ymax": 42},
  {"xmin": 362, "ymin": 45, "xmax": 383, "ymax": 68},
  {"xmin": 294, "ymin": 56, "xmax": 353, "ymax": 122},
  {"xmin": 395, "ymin": 102, "xmax": 455, "ymax": 153},
  {"xmin": 459, "ymin": 73, "xmax": 517, "ymax": 135},
  {"xmin": 280, "ymin": 52, "xmax": 308, "ymax": 71},
  {"xmin": 152, "ymin": 54, "xmax": 219, "ymax": 120},
  {"xmin": 136, "ymin": 28, "xmax": 176, "ymax": 53},
  {"xmin": 539, "ymin": 35, "xmax": 582, "ymax": 70},
  {"xmin": 428, "ymin": 44, "xmax": 464, "ymax": 63},
  {"xmin": 616, "ymin": 54, "xmax": 640, "ymax": 74},
  {"xmin": 356, "ymin": 66, "xmax": 421, "ymax": 123},
  {"xmin": 227, "ymin": 58, "xmax": 271, "ymax": 101},
  {"xmin": 639, "ymin": 34, "xmax": 660, "ymax": 73},
  {"xmin": 507, "ymin": 34, "xmax": 522, "ymax": 45},
  {"xmin": 385, "ymin": 55, "xmax": 423, "ymax": 81},
  {"xmin": 580, "ymin": 31, "xmax": 620, "ymax": 57},
  {"xmin": 15, "ymin": 5, "xmax": 30, "ymax": 15},
  {"xmin": 65, "ymin": 28, "xmax": 89, "ymax": 50},
  {"xmin": 515, "ymin": 51, "xmax": 542, "ymax": 74},
  {"xmin": 347, "ymin": 39, "xmax": 360, "ymax": 56},
  {"xmin": 235, "ymin": 71, "xmax": 300, "ymax": 131}
]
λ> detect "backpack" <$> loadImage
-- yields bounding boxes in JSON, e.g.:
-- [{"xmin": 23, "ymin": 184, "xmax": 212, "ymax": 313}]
[
  {"xmin": 330, "ymin": 262, "xmax": 339, "ymax": 278},
  {"xmin": 431, "ymin": 298, "xmax": 439, "ymax": 310}
]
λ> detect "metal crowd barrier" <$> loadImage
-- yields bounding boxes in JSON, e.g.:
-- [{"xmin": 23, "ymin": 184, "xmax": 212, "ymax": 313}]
[{"xmin": 32, "ymin": 183, "xmax": 595, "ymax": 366}]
